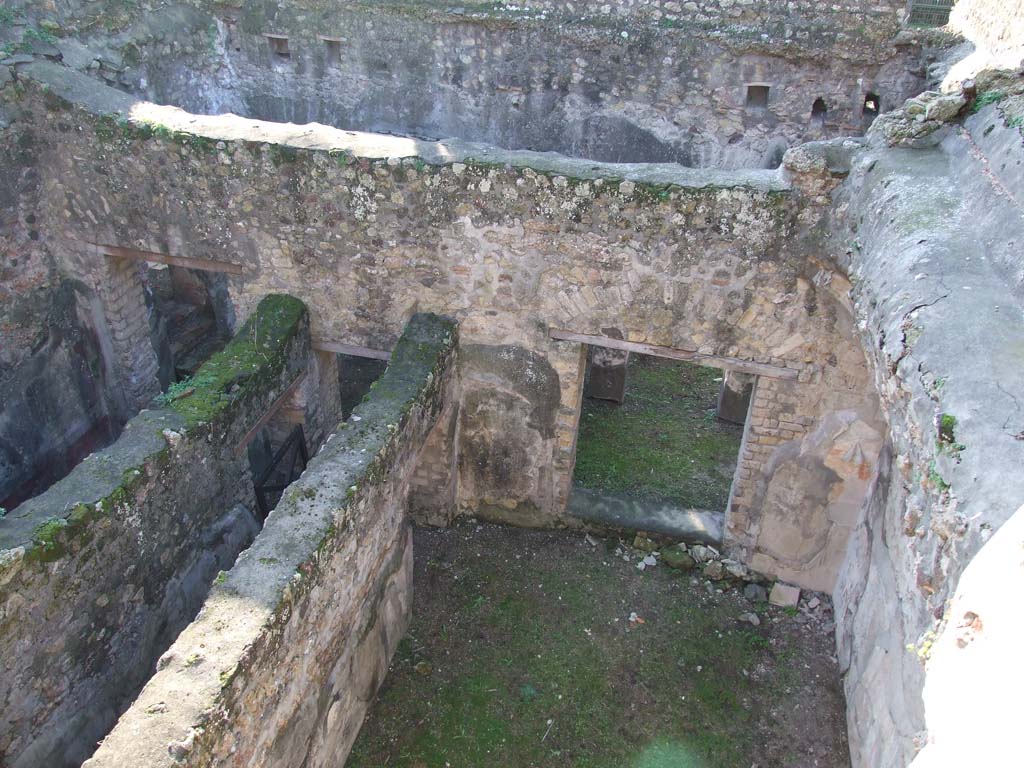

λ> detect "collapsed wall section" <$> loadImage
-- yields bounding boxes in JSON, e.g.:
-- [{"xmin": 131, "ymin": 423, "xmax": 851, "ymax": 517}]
[
  {"xmin": 84, "ymin": 312, "xmax": 459, "ymax": 768},
  {"xmin": 0, "ymin": 295, "xmax": 310, "ymax": 768}
]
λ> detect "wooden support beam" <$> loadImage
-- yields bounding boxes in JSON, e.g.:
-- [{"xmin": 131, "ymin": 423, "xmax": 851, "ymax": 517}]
[
  {"xmin": 548, "ymin": 329, "xmax": 798, "ymax": 380},
  {"xmin": 312, "ymin": 339, "xmax": 392, "ymax": 361},
  {"xmin": 99, "ymin": 244, "xmax": 246, "ymax": 275},
  {"xmin": 234, "ymin": 373, "xmax": 306, "ymax": 456}
]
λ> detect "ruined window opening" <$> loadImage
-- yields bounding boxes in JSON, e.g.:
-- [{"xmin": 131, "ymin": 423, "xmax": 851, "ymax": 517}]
[
  {"xmin": 863, "ymin": 92, "xmax": 881, "ymax": 119},
  {"xmin": 746, "ymin": 84, "xmax": 770, "ymax": 109},
  {"xmin": 265, "ymin": 34, "xmax": 290, "ymax": 59},
  {"xmin": 811, "ymin": 97, "xmax": 828, "ymax": 124},
  {"xmin": 320, "ymin": 36, "xmax": 342, "ymax": 67},
  {"xmin": 139, "ymin": 262, "xmax": 233, "ymax": 389},
  {"xmin": 337, "ymin": 353, "xmax": 389, "ymax": 420},
  {"xmin": 568, "ymin": 349, "xmax": 749, "ymax": 537}
]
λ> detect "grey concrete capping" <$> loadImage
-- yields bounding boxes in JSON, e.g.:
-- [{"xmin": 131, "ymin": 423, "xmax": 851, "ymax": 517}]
[
  {"xmin": 20, "ymin": 61, "xmax": 790, "ymax": 191},
  {"xmin": 0, "ymin": 296, "xmax": 311, "ymax": 768},
  {"xmin": 84, "ymin": 313, "xmax": 459, "ymax": 768}
]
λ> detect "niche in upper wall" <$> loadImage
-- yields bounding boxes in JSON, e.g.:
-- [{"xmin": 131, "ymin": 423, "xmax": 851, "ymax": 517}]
[
  {"xmin": 319, "ymin": 36, "xmax": 342, "ymax": 67},
  {"xmin": 746, "ymin": 84, "xmax": 770, "ymax": 109},
  {"xmin": 811, "ymin": 97, "xmax": 827, "ymax": 124},
  {"xmin": 265, "ymin": 34, "xmax": 290, "ymax": 59}
]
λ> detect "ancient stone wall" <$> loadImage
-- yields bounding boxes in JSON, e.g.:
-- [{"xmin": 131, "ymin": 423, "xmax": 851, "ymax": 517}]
[
  {"xmin": 5, "ymin": 1, "xmax": 925, "ymax": 169},
  {"xmin": 83, "ymin": 313, "xmax": 458, "ymax": 768},
  {"xmin": 949, "ymin": 0, "xmax": 1024, "ymax": 64},
  {"xmin": 0, "ymin": 295, "xmax": 311, "ymax": 768},
  {"xmin": 0, "ymin": 74, "xmax": 127, "ymax": 510},
  {"xmin": 9, "ymin": 63, "xmax": 887, "ymax": 591},
  {"xmin": 101, "ymin": 0, "xmax": 925, "ymax": 169},
  {"xmin": 831, "ymin": 88, "xmax": 1024, "ymax": 766}
]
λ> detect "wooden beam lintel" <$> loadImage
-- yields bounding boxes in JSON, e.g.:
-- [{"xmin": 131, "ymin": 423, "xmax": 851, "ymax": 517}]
[
  {"xmin": 549, "ymin": 329, "xmax": 799, "ymax": 380},
  {"xmin": 313, "ymin": 339, "xmax": 392, "ymax": 361},
  {"xmin": 234, "ymin": 373, "xmax": 307, "ymax": 456},
  {"xmin": 99, "ymin": 244, "xmax": 246, "ymax": 275}
]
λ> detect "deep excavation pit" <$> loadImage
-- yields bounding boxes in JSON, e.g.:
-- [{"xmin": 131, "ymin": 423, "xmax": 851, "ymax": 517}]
[{"xmin": 1, "ymin": 1, "xmax": 1024, "ymax": 767}]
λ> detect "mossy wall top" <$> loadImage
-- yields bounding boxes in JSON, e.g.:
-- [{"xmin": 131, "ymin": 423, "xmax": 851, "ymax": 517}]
[
  {"xmin": 84, "ymin": 312, "xmax": 459, "ymax": 768},
  {"xmin": 0, "ymin": 294, "xmax": 310, "ymax": 768}
]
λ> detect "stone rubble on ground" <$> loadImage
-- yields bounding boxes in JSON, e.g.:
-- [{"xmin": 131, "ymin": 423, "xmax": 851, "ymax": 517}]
[
  {"xmin": 605, "ymin": 533, "xmax": 835, "ymax": 631},
  {"xmin": 769, "ymin": 582, "xmax": 801, "ymax": 608}
]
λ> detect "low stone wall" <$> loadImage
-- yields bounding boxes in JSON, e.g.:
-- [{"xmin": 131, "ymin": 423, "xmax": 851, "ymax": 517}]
[
  {"xmin": 0, "ymin": 295, "xmax": 310, "ymax": 768},
  {"xmin": 84, "ymin": 312, "xmax": 458, "ymax": 768},
  {"xmin": 832, "ymin": 91, "xmax": 1024, "ymax": 766}
]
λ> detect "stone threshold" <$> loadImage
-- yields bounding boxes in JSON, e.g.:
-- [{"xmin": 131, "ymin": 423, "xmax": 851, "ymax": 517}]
[{"xmin": 568, "ymin": 485, "xmax": 725, "ymax": 545}]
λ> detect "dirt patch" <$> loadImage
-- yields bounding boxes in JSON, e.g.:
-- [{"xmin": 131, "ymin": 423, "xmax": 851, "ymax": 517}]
[
  {"xmin": 573, "ymin": 356, "xmax": 743, "ymax": 511},
  {"xmin": 347, "ymin": 523, "xmax": 849, "ymax": 768}
]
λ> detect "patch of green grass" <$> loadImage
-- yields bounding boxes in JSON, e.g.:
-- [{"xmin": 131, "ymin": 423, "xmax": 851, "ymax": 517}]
[
  {"xmin": 573, "ymin": 357, "xmax": 742, "ymax": 509},
  {"xmin": 971, "ymin": 90, "xmax": 1005, "ymax": 115},
  {"xmin": 347, "ymin": 526, "xmax": 843, "ymax": 768}
]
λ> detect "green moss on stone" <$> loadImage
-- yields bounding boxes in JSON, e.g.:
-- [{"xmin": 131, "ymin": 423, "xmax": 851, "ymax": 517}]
[{"xmin": 167, "ymin": 295, "xmax": 306, "ymax": 427}]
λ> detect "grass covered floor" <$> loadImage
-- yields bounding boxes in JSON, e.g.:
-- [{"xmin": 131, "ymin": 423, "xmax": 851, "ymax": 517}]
[
  {"xmin": 572, "ymin": 356, "xmax": 743, "ymax": 511},
  {"xmin": 346, "ymin": 524, "xmax": 849, "ymax": 768}
]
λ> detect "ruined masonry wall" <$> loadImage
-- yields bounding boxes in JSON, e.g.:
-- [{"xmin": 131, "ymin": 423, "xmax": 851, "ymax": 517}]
[
  {"xmin": 84, "ymin": 313, "xmax": 459, "ymax": 768},
  {"xmin": 0, "ymin": 296, "xmax": 311, "ymax": 768},
  {"xmin": 0, "ymin": 87, "xmax": 127, "ymax": 510},
  {"xmin": 116, "ymin": 1, "xmax": 924, "ymax": 169},
  {"xmin": 15, "ymin": 71, "xmax": 887, "ymax": 591}
]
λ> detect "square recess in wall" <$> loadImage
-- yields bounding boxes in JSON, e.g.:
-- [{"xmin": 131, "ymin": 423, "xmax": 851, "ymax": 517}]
[
  {"xmin": 319, "ymin": 36, "xmax": 342, "ymax": 67},
  {"xmin": 746, "ymin": 84, "xmax": 770, "ymax": 109},
  {"xmin": 265, "ymin": 34, "xmax": 290, "ymax": 59}
]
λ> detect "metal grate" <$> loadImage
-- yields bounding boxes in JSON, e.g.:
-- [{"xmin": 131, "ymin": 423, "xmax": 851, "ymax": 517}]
[
  {"xmin": 908, "ymin": 0, "xmax": 956, "ymax": 26},
  {"xmin": 254, "ymin": 425, "xmax": 309, "ymax": 519}
]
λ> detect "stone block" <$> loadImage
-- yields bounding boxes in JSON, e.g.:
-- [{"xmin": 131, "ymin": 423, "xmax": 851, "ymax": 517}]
[{"xmin": 769, "ymin": 582, "xmax": 801, "ymax": 608}]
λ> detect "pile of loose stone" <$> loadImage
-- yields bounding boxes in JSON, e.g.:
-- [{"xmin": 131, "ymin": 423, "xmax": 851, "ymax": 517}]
[{"xmin": 604, "ymin": 531, "xmax": 835, "ymax": 632}]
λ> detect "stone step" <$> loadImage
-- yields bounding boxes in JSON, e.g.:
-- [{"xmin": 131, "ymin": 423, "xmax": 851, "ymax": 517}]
[{"xmin": 567, "ymin": 485, "xmax": 724, "ymax": 545}]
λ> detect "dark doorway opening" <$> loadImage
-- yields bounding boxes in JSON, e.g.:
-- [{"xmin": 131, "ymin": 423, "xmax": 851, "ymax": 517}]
[
  {"xmin": 252, "ymin": 424, "xmax": 309, "ymax": 520},
  {"xmin": 569, "ymin": 352, "xmax": 748, "ymax": 542},
  {"xmin": 811, "ymin": 97, "xmax": 828, "ymax": 125},
  {"xmin": 337, "ymin": 353, "xmax": 389, "ymax": 419},
  {"xmin": 141, "ymin": 262, "xmax": 233, "ymax": 388}
]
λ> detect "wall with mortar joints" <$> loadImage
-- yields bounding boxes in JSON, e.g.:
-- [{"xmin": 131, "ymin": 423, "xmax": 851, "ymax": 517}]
[
  {"xmin": 0, "ymin": 295, "xmax": 312, "ymax": 768},
  {"xmin": 96, "ymin": 255, "xmax": 162, "ymax": 409},
  {"xmin": 82, "ymin": 313, "xmax": 459, "ymax": 768},
  {"xmin": 0, "ymin": 91, "xmax": 127, "ymax": 511},
  {"xmin": 99, "ymin": 1, "xmax": 928, "ymax": 171},
  {"xmin": 16, "ymin": 75, "xmax": 884, "ymax": 590},
  {"xmin": 408, "ymin": 365, "xmax": 462, "ymax": 526}
]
